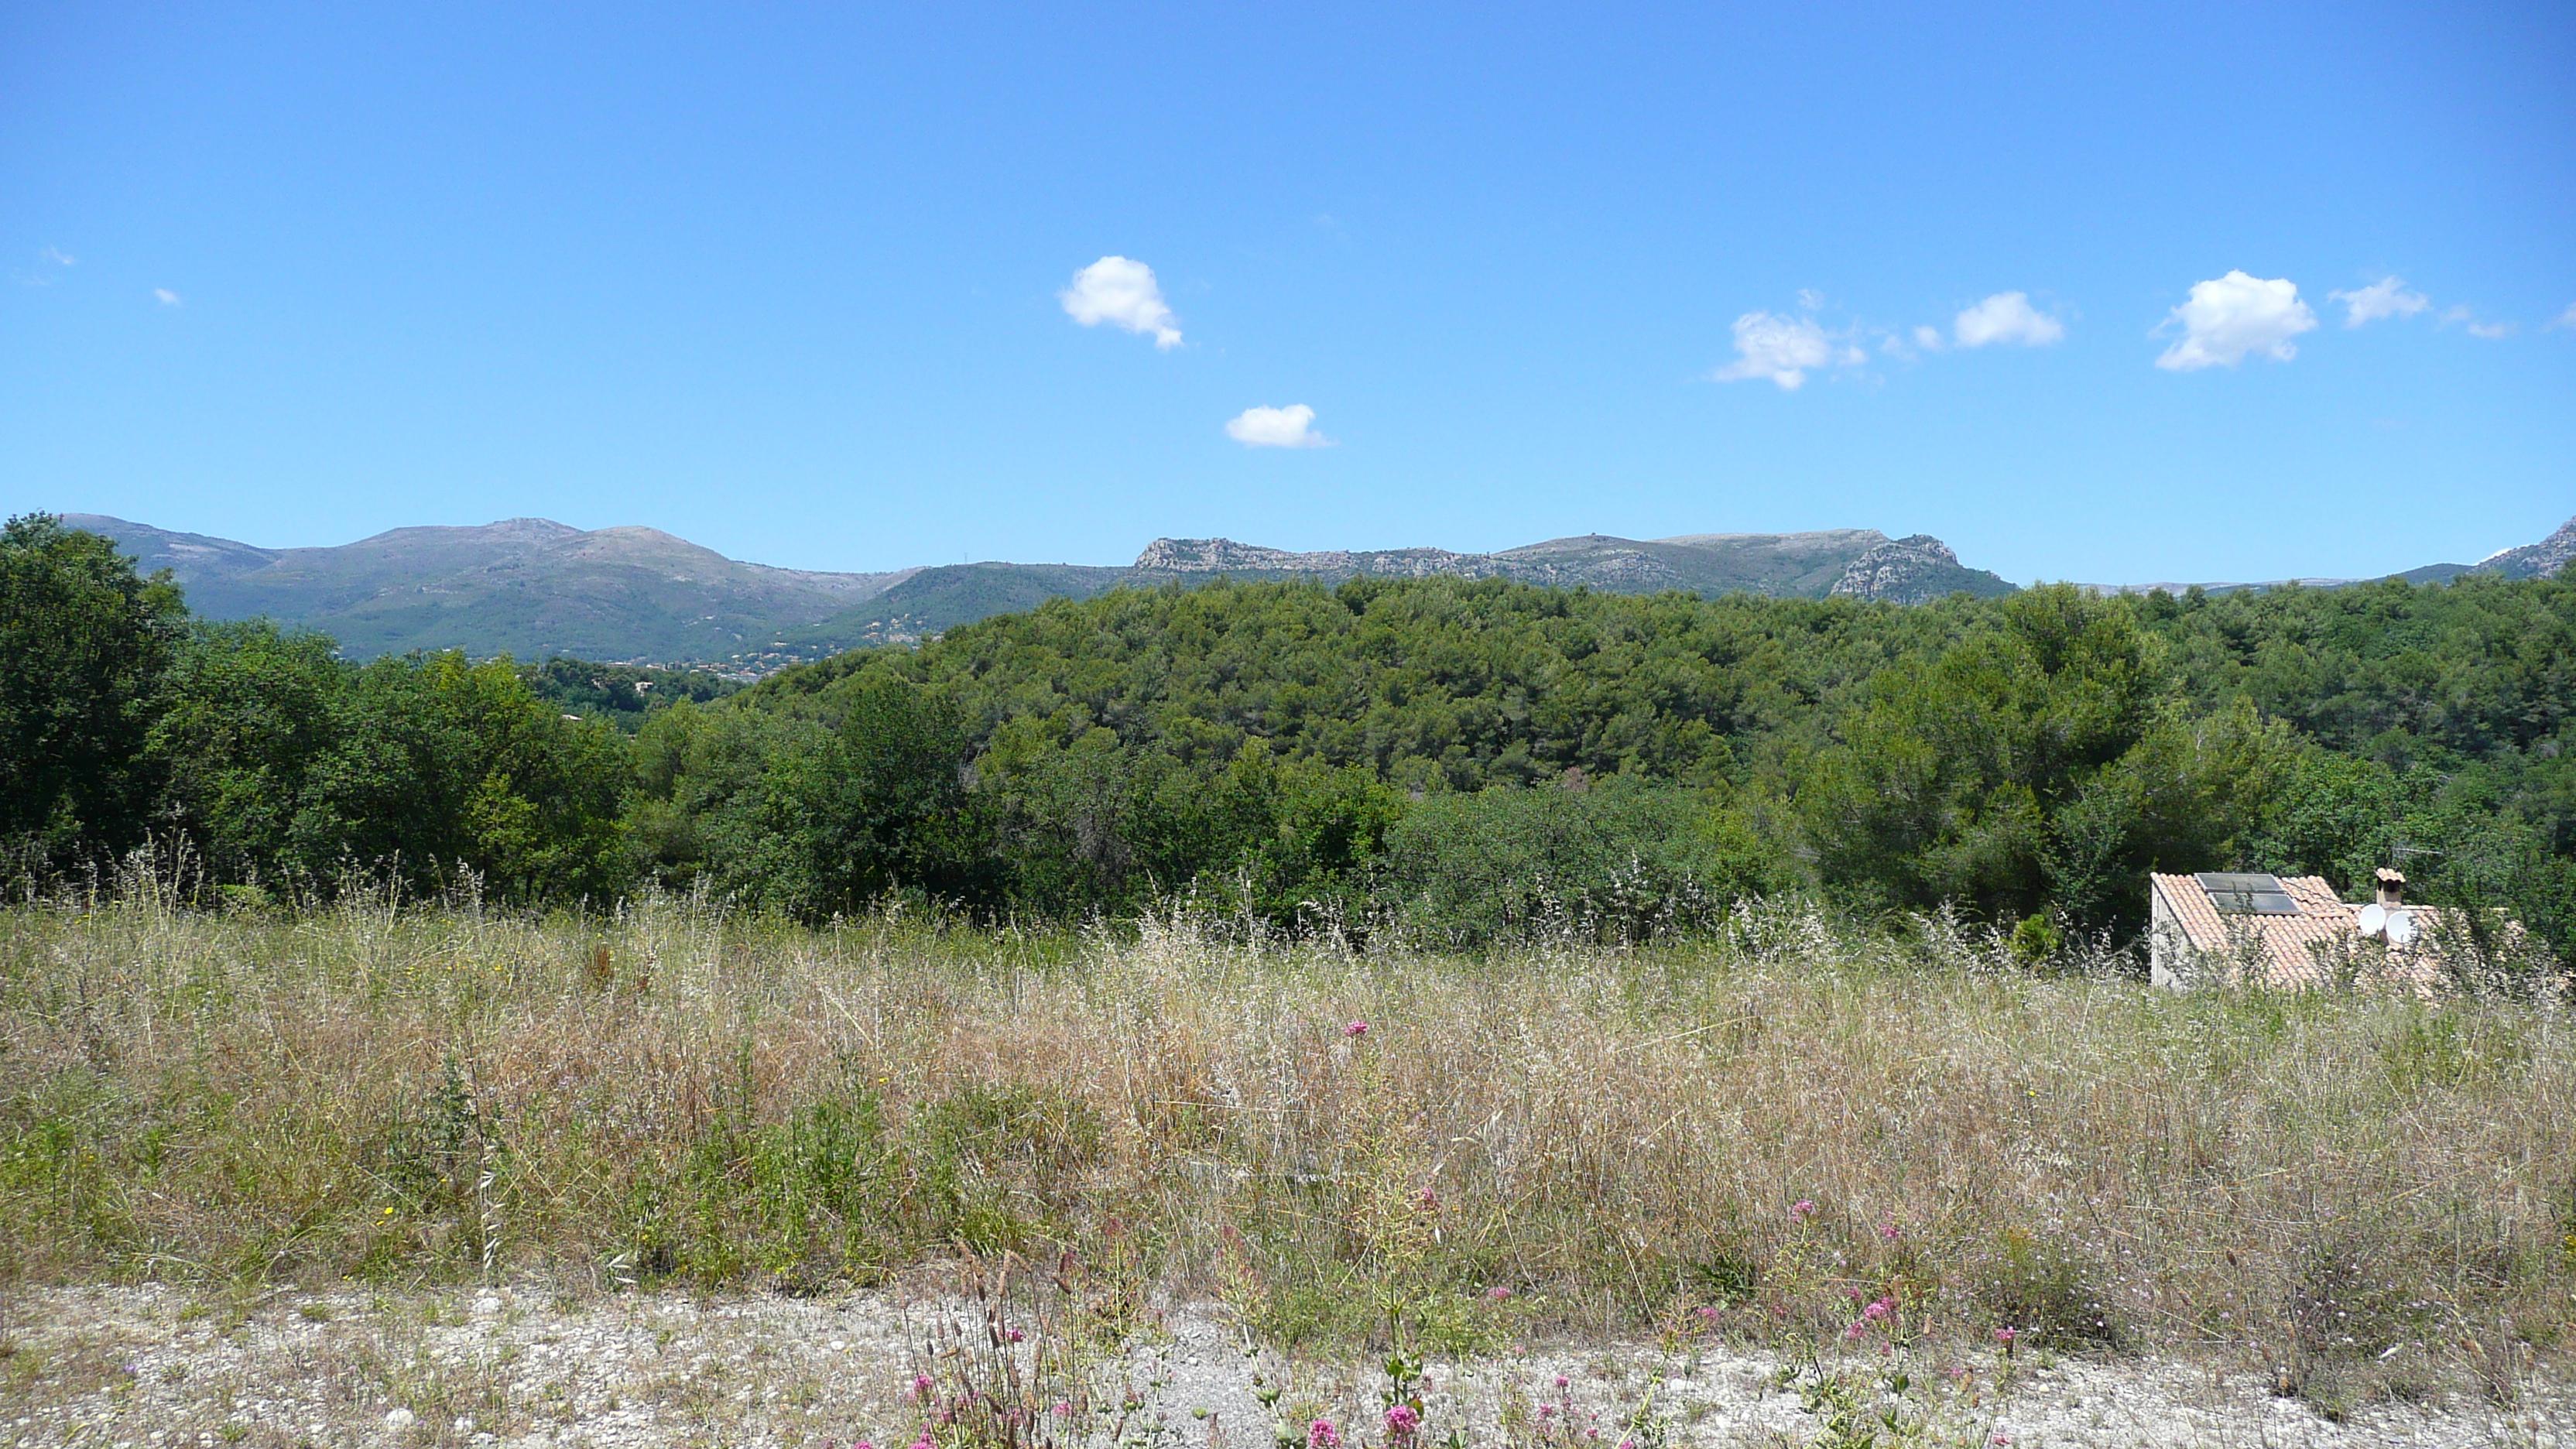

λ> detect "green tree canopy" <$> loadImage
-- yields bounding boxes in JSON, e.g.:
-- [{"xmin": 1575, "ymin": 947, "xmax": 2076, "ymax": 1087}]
[
  {"xmin": 1795, "ymin": 586, "xmax": 2284, "ymax": 933},
  {"xmin": 0, "ymin": 514, "xmax": 187, "ymax": 869}
]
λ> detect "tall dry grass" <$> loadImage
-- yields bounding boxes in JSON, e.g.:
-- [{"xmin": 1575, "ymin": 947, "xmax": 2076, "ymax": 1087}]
[{"xmin": 2, "ymin": 889, "xmax": 2570, "ymax": 1406}]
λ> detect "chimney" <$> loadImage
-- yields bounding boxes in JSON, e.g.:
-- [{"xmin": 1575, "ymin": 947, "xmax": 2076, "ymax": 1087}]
[{"xmin": 2374, "ymin": 868, "xmax": 2405, "ymax": 907}]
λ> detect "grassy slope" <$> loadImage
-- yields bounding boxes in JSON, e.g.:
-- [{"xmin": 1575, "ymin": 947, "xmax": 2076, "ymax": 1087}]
[{"xmin": 2, "ymin": 897, "xmax": 2566, "ymax": 1408}]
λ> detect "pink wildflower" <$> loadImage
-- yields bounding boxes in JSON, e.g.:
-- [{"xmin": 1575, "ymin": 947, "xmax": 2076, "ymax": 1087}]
[
  {"xmin": 1385, "ymin": 1404, "xmax": 1420, "ymax": 1439},
  {"xmin": 1538, "ymin": 1404, "xmax": 1557, "ymax": 1420},
  {"xmin": 1417, "ymin": 1186, "xmax": 1439, "ymax": 1210},
  {"xmin": 1993, "ymin": 1327, "xmax": 2016, "ymax": 1345},
  {"xmin": 1309, "ymin": 1419, "xmax": 1341, "ymax": 1448},
  {"xmin": 1553, "ymin": 1375, "xmax": 1569, "ymax": 1389},
  {"xmin": 1052, "ymin": 1401, "xmax": 1072, "ymax": 1416},
  {"xmin": 1345, "ymin": 1021, "xmax": 1368, "ymax": 1037},
  {"xmin": 1005, "ymin": 1327, "xmax": 1024, "ymax": 1343},
  {"xmin": 910, "ymin": 1374, "xmax": 933, "ymax": 1399},
  {"xmin": 1790, "ymin": 1199, "xmax": 1816, "ymax": 1219},
  {"xmin": 1696, "ymin": 1306, "xmax": 1719, "ymax": 1321},
  {"xmin": 1487, "ymin": 1286, "xmax": 1512, "ymax": 1301},
  {"xmin": 1863, "ymin": 1297, "xmax": 1893, "ymax": 1321},
  {"xmin": 1880, "ymin": 1218, "xmax": 1902, "ymax": 1242}
]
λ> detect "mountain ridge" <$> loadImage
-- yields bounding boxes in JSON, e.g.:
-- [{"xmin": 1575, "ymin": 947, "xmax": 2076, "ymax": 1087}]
[
  {"xmin": 1125, "ymin": 528, "xmax": 2011, "ymax": 606},
  {"xmin": 48, "ymin": 510, "xmax": 2571, "ymax": 673},
  {"xmin": 61, "ymin": 514, "xmax": 920, "ymax": 666},
  {"xmin": 2082, "ymin": 516, "xmax": 2573, "ymax": 597}
]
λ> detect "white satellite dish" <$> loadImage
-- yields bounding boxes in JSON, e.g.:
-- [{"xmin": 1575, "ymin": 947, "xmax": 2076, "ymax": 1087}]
[
  {"xmin": 2384, "ymin": 908, "xmax": 2418, "ymax": 947},
  {"xmin": 2355, "ymin": 903, "xmax": 2387, "ymax": 937}
]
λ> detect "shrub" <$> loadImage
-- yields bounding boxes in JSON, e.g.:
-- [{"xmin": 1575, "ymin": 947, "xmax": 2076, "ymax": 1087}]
[
  {"xmin": 1370, "ymin": 779, "xmax": 1787, "ymax": 946},
  {"xmin": 1973, "ymin": 1227, "xmax": 2122, "ymax": 1351}
]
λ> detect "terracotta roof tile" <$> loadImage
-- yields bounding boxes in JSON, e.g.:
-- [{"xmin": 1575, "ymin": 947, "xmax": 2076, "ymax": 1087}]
[{"xmin": 2150, "ymin": 872, "xmax": 2445, "ymax": 990}]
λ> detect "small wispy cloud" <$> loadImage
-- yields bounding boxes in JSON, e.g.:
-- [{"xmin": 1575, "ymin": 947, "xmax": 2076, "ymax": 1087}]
[
  {"xmin": 1225, "ymin": 404, "xmax": 1329, "ymax": 448},
  {"xmin": 1060, "ymin": 256, "xmax": 1181, "ymax": 349},
  {"xmin": 1913, "ymin": 325, "xmax": 1944, "ymax": 352},
  {"xmin": 2329, "ymin": 276, "xmax": 2430, "ymax": 327},
  {"xmin": 1953, "ymin": 292, "xmax": 2064, "ymax": 348},
  {"xmin": 153, "ymin": 288, "xmax": 183, "ymax": 307},
  {"xmin": 15, "ymin": 246, "xmax": 77, "ymax": 286},
  {"xmin": 1710, "ymin": 311, "xmax": 1863, "ymax": 390},
  {"xmin": 2550, "ymin": 303, "xmax": 2576, "ymax": 332},
  {"xmin": 2437, "ymin": 305, "xmax": 2513, "ymax": 340},
  {"xmin": 2155, "ymin": 270, "xmax": 2315, "ymax": 371}
]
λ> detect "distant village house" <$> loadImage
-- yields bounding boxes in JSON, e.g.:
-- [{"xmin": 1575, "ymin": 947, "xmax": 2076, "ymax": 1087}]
[{"xmin": 2148, "ymin": 868, "xmax": 2449, "ymax": 990}]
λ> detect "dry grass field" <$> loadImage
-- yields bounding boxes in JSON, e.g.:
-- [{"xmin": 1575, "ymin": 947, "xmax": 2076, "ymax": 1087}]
[{"xmin": 2, "ymin": 889, "xmax": 2572, "ymax": 1435}]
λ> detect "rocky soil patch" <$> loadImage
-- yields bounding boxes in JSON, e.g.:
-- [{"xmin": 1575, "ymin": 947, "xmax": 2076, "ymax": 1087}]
[{"xmin": 2, "ymin": 1286, "xmax": 2567, "ymax": 1448}]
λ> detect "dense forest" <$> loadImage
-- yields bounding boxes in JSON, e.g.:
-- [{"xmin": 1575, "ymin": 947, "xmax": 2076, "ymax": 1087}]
[{"xmin": 6, "ymin": 512, "xmax": 2571, "ymax": 965}]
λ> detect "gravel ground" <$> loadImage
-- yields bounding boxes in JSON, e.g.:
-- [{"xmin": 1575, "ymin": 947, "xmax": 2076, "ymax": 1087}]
[{"xmin": 1, "ymin": 1285, "xmax": 2568, "ymax": 1449}]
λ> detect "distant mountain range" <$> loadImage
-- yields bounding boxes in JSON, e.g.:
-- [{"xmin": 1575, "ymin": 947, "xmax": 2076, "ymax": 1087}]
[
  {"xmin": 63, "ymin": 515, "xmax": 916, "ymax": 666},
  {"xmin": 2083, "ymin": 516, "xmax": 2576, "ymax": 596},
  {"xmin": 53, "ymin": 510, "xmax": 2571, "ymax": 673}
]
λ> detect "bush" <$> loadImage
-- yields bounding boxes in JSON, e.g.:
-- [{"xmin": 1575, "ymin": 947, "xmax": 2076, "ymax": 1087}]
[
  {"xmin": 1371, "ymin": 778, "xmax": 1789, "ymax": 946},
  {"xmin": 910, "ymin": 1083, "xmax": 1106, "ymax": 1251},
  {"xmin": 1974, "ymin": 1227, "xmax": 2122, "ymax": 1351}
]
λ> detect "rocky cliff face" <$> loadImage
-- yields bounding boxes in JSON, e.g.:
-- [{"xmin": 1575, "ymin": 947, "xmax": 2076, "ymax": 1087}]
[
  {"xmin": 1136, "ymin": 529, "xmax": 2018, "ymax": 603},
  {"xmin": 1131, "ymin": 537, "xmax": 1502, "ymax": 579},
  {"xmin": 1828, "ymin": 535, "xmax": 1992, "ymax": 605},
  {"xmin": 2474, "ymin": 516, "xmax": 2576, "ymax": 581}
]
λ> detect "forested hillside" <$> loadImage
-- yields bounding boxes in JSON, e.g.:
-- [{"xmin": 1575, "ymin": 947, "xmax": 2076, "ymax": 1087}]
[{"xmin": 7, "ymin": 512, "xmax": 2571, "ymax": 968}]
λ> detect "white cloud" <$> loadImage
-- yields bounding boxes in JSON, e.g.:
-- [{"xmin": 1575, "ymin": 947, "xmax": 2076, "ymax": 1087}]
[
  {"xmin": 2551, "ymin": 303, "xmax": 2576, "ymax": 331},
  {"xmin": 2434, "ymin": 304, "xmax": 2514, "ymax": 340},
  {"xmin": 1710, "ymin": 312, "xmax": 1846, "ymax": 389},
  {"xmin": 1060, "ymin": 255, "xmax": 1180, "ymax": 348},
  {"xmin": 1953, "ymin": 292, "xmax": 2064, "ymax": 348},
  {"xmin": 2154, "ymin": 271, "xmax": 2315, "ymax": 371},
  {"xmin": 153, "ymin": 288, "xmax": 182, "ymax": 307},
  {"xmin": 2329, "ymin": 276, "xmax": 2429, "ymax": 327},
  {"xmin": 1225, "ymin": 404, "xmax": 1328, "ymax": 448},
  {"xmin": 39, "ymin": 246, "xmax": 74, "ymax": 267},
  {"xmin": 1912, "ymin": 324, "xmax": 1944, "ymax": 351}
]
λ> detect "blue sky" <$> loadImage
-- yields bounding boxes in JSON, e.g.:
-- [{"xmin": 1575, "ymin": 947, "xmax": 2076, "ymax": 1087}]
[{"xmin": 4, "ymin": 1, "xmax": 2571, "ymax": 584}]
